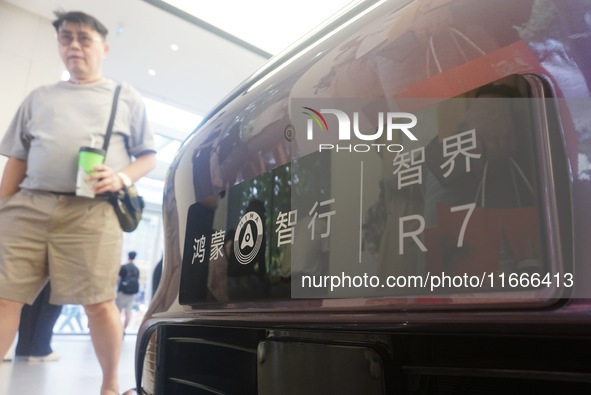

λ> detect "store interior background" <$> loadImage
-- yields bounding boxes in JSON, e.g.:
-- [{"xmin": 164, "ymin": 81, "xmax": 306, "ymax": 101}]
[{"xmin": 0, "ymin": 0, "xmax": 352, "ymax": 333}]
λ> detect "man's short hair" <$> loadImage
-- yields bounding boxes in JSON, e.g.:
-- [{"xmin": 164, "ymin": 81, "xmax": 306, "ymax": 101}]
[
  {"xmin": 52, "ymin": 11, "xmax": 109, "ymax": 39},
  {"xmin": 128, "ymin": 251, "xmax": 137, "ymax": 260}
]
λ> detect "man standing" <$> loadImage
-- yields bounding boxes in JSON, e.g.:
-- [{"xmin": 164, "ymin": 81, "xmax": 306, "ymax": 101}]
[
  {"xmin": 0, "ymin": 11, "xmax": 156, "ymax": 395},
  {"xmin": 116, "ymin": 251, "xmax": 141, "ymax": 333}
]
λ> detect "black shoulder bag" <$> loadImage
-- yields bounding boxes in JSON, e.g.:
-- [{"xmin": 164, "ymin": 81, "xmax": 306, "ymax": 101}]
[{"xmin": 103, "ymin": 84, "xmax": 145, "ymax": 232}]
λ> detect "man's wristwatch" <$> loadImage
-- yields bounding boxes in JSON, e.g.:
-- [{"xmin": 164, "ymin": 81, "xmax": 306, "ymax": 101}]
[{"xmin": 117, "ymin": 172, "xmax": 133, "ymax": 188}]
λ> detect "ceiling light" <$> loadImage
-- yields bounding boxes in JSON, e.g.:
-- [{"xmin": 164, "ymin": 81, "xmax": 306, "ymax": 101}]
[
  {"xmin": 170, "ymin": 44, "xmax": 179, "ymax": 51},
  {"xmin": 161, "ymin": 0, "xmax": 355, "ymax": 54},
  {"xmin": 61, "ymin": 70, "xmax": 70, "ymax": 81},
  {"xmin": 148, "ymin": 69, "xmax": 156, "ymax": 76}
]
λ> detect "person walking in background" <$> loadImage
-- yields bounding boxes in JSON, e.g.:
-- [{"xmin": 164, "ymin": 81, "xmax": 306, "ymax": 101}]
[
  {"xmin": 15, "ymin": 283, "xmax": 63, "ymax": 362},
  {"xmin": 116, "ymin": 251, "xmax": 141, "ymax": 333},
  {"xmin": 0, "ymin": 10, "xmax": 156, "ymax": 395}
]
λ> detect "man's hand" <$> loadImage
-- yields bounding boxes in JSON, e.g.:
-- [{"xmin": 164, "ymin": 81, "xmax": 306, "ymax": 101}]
[
  {"xmin": 89, "ymin": 164, "xmax": 124, "ymax": 194},
  {"xmin": 88, "ymin": 153, "xmax": 156, "ymax": 195},
  {"xmin": 0, "ymin": 157, "xmax": 27, "ymax": 198}
]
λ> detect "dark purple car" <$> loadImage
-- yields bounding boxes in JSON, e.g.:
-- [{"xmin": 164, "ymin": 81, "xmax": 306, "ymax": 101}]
[{"xmin": 133, "ymin": 0, "xmax": 591, "ymax": 393}]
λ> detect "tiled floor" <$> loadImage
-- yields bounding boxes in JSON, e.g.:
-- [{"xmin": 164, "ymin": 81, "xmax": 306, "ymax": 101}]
[{"xmin": 0, "ymin": 334, "xmax": 137, "ymax": 395}]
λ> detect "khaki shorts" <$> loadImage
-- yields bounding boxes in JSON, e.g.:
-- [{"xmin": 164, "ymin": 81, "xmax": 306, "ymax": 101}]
[{"xmin": 0, "ymin": 189, "xmax": 122, "ymax": 305}]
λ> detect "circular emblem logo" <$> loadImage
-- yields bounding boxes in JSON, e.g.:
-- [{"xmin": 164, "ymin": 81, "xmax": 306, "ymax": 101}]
[{"xmin": 234, "ymin": 211, "xmax": 263, "ymax": 265}]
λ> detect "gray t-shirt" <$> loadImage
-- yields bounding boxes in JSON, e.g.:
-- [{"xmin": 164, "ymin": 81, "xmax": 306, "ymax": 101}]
[{"xmin": 0, "ymin": 78, "xmax": 156, "ymax": 192}]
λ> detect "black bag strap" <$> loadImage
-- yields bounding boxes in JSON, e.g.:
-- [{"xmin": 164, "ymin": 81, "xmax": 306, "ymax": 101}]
[{"xmin": 102, "ymin": 84, "xmax": 122, "ymax": 153}]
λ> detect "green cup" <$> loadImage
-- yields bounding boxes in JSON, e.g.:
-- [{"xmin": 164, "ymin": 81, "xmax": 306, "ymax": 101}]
[
  {"xmin": 76, "ymin": 146, "xmax": 105, "ymax": 198},
  {"xmin": 78, "ymin": 146, "xmax": 105, "ymax": 173}
]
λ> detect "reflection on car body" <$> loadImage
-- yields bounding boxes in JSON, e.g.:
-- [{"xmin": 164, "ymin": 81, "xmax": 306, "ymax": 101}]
[{"xmin": 134, "ymin": 0, "xmax": 591, "ymax": 394}]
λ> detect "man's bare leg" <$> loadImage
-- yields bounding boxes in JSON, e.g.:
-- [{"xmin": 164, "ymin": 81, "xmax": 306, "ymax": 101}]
[
  {"xmin": 0, "ymin": 298, "xmax": 23, "ymax": 363},
  {"xmin": 85, "ymin": 300, "xmax": 122, "ymax": 395}
]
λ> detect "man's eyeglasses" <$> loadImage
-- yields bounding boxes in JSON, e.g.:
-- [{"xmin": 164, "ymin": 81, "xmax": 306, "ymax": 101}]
[{"xmin": 57, "ymin": 33, "xmax": 101, "ymax": 47}]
